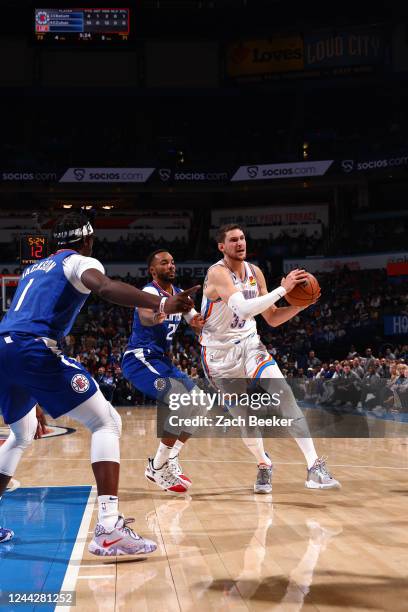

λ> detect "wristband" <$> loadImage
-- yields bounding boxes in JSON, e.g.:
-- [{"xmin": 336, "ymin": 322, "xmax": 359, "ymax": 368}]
[{"xmin": 159, "ymin": 297, "xmax": 168, "ymax": 313}]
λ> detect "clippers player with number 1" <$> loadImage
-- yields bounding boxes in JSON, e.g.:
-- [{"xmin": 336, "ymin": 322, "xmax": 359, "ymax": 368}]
[{"xmin": 0, "ymin": 213, "xmax": 199, "ymax": 551}]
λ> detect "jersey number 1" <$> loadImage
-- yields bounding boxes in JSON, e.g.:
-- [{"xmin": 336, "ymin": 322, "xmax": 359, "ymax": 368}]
[{"xmin": 14, "ymin": 278, "xmax": 34, "ymax": 311}]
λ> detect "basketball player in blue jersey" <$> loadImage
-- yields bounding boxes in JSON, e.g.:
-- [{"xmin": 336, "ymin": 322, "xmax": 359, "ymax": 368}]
[
  {"xmin": 200, "ymin": 224, "xmax": 340, "ymax": 494},
  {"xmin": 0, "ymin": 213, "xmax": 199, "ymax": 552},
  {"xmin": 122, "ymin": 250, "xmax": 204, "ymax": 494}
]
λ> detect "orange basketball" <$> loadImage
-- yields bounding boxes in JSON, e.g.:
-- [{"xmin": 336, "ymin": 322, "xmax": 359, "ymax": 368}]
[{"xmin": 284, "ymin": 272, "xmax": 320, "ymax": 307}]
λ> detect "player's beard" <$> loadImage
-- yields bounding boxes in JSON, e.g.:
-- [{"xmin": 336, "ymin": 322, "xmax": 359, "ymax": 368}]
[
  {"xmin": 157, "ymin": 272, "xmax": 175, "ymax": 284},
  {"xmin": 224, "ymin": 248, "xmax": 246, "ymax": 262}
]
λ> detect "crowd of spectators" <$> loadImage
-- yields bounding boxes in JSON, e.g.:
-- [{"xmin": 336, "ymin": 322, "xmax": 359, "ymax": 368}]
[
  {"xmin": 333, "ymin": 217, "xmax": 408, "ymax": 256},
  {"xmin": 202, "ymin": 229, "xmax": 325, "ymax": 261},
  {"xmin": 91, "ymin": 234, "xmax": 189, "ymax": 262},
  {"xmin": 287, "ymin": 350, "xmax": 408, "ymax": 414}
]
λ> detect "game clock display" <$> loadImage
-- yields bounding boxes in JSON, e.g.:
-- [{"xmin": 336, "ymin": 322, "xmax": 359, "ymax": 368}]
[
  {"xmin": 34, "ymin": 8, "xmax": 130, "ymax": 43},
  {"xmin": 20, "ymin": 235, "xmax": 49, "ymax": 266}
]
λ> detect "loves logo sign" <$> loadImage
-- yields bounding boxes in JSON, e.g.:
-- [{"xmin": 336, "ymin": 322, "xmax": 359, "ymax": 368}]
[{"xmin": 227, "ymin": 38, "xmax": 304, "ymax": 79}]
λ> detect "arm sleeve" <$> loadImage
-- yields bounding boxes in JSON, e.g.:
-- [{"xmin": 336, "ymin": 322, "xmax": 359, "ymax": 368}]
[
  {"xmin": 183, "ymin": 308, "xmax": 198, "ymax": 323},
  {"xmin": 227, "ymin": 287, "xmax": 287, "ymax": 319}
]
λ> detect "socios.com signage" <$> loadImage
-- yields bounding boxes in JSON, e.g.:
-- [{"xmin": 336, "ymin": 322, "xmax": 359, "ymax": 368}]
[
  {"xmin": 231, "ymin": 160, "xmax": 333, "ymax": 182},
  {"xmin": 340, "ymin": 155, "xmax": 408, "ymax": 174},
  {"xmin": 59, "ymin": 167, "xmax": 155, "ymax": 183}
]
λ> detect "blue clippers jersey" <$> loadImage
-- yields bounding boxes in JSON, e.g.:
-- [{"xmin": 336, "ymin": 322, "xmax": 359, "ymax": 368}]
[
  {"xmin": 0, "ymin": 250, "xmax": 89, "ymax": 342},
  {"xmin": 126, "ymin": 281, "xmax": 183, "ymax": 355}
]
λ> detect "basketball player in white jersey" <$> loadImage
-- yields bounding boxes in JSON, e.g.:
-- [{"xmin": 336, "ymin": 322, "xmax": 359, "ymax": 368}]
[{"xmin": 200, "ymin": 224, "xmax": 340, "ymax": 493}]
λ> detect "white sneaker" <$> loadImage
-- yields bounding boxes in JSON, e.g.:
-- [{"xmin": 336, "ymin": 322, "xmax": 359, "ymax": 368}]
[
  {"xmin": 168, "ymin": 454, "xmax": 192, "ymax": 488},
  {"xmin": 145, "ymin": 458, "xmax": 188, "ymax": 493},
  {"xmin": 88, "ymin": 516, "xmax": 157, "ymax": 557},
  {"xmin": 305, "ymin": 457, "xmax": 341, "ymax": 490}
]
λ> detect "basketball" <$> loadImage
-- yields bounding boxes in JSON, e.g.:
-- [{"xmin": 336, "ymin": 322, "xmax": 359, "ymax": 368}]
[{"xmin": 284, "ymin": 272, "xmax": 320, "ymax": 307}]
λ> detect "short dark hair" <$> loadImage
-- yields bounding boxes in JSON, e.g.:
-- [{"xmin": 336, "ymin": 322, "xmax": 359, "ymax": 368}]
[
  {"xmin": 216, "ymin": 224, "xmax": 244, "ymax": 243},
  {"xmin": 146, "ymin": 249, "xmax": 170, "ymax": 270},
  {"xmin": 53, "ymin": 212, "xmax": 93, "ymax": 248}
]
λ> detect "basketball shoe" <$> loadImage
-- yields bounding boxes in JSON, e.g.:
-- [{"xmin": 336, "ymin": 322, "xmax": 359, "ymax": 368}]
[
  {"xmin": 254, "ymin": 461, "xmax": 273, "ymax": 494},
  {"xmin": 305, "ymin": 457, "xmax": 341, "ymax": 489},
  {"xmin": 145, "ymin": 458, "xmax": 189, "ymax": 493},
  {"xmin": 168, "ymin": 454, "xmax": 192, "ymax": 488},
  {"xmin": 88, "ymin": 516, "xmax": 157, "ymax": 557},
  {"xmin": 0, "ymin": 527, "xmax": 13, "ymax": 543}
]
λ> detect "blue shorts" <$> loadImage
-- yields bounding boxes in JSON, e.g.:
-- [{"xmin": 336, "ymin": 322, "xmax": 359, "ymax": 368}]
[
  {"xmin": 0, "ymin": 332, "xmax": 97, "ymax": 424},
  {"xmin": 122, "ymin": 349, "xmax": 195, "ymax": 401}
]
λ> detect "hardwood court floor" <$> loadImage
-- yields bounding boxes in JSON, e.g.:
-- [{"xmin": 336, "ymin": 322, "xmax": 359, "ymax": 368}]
[{"xmin": 10, "ymin": 408, "xmax": 408, "ymax": 612}]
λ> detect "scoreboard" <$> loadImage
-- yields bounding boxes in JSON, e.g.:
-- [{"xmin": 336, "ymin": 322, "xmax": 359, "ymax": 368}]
[
  {"xmin": 34, "ymin": 8, "xmax": 130, "ymax": 43},
  {"xmin": 20, "ymin": 235, "xmax": 49, "ymax": 266}
]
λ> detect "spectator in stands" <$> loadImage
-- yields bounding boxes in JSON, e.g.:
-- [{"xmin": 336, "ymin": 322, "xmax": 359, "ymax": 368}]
[
  {"xmin": 307, "ymin": 350, "xmax": 321, "ymax": 369},
  {"xmin": 363, "ymin": 348, "xmax": 376, "ymax": 372},
  {"xmin": 95, "ymin": 366, "xmax": 116, "ymax": 403},
  {"xmin": 332, "ymin": 364, "xmax": 361, "ymax": 407},
  {"xmin": 360, "ymin": 365, "xmax": 383, "ymax": 410},
  {"xmin": 352, "ymin": 357, "xmax": 364, "ymax": 379}
]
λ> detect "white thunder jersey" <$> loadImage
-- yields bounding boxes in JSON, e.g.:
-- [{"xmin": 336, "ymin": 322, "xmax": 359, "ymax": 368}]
[{"xmin": 200, "ymin": 259, "xmax": 259, "ymax": 348}]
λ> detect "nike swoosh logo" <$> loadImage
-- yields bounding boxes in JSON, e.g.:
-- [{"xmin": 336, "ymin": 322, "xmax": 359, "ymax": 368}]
[{"xmin": 102, "ymin": 537, "xmax": 122, "ymax": 548}]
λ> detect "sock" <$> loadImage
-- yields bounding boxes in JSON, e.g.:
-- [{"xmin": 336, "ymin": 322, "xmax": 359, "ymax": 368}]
[
  {"xmin": 169, "ymin": 439, "xmax": 184, "ymax": 460},
  {"xmin": 242, "ymin": 438, "xmax": 272, "ymax": 466},
  {"xmin": 98, "ymin": 495, "xmax": 119, "ymax": 531},
  {"xmin": 295, "ymin": 438, "xmax": 318, "ymax": 469},
  {"xmin": 153, "ymin": 442, "xmax": 173, "ymax": 469}
]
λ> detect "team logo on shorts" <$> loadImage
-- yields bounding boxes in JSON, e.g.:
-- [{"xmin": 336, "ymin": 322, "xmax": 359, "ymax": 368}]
[
  {"xmin": 154, "ymin": 378, "xmax": 167, "ymax": 391},
  {"xmin": 71, "ymin": 373, "xmax": 90, "ymax": 393},
  {"xmin": 255, "ymin": 353, "xmax": 265, "ymax": 365}
]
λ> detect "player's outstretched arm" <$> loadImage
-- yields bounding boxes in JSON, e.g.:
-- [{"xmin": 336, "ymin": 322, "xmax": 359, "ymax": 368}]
[
  {"xmin": 81, "ymin": 268, "xmax": 199, "ymax": 314},
  {"xmin": 209, "ymin": 265, "xmax": 308, "ymax": 319}
]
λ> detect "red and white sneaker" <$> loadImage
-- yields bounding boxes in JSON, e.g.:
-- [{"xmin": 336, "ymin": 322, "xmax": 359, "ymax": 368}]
[
  {"xmin": 145, "ymin": 458, "xmax": 188, "ymax": 493},
  {"xmin": 168, "ymin": 454, "xmax": 192, "ymax": 488},
  {"xmin": 88, "ymin": 516, "xmax": 157, "ymax": 557}
]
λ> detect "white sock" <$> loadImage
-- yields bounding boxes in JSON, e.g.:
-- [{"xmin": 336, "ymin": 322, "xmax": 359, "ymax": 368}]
[
  {"xmin": 295, "ymin": 438, "xmax": 318, "ymax": 469},
  {"xmin": 242, "ymin": 438, "xmax": 272, "ymax": 466},
  {"xmin": 169, "ymin": 439, "xmax": 184, "ymax": 459},
  {"xmin": 153, "ymin": 442, "xmax": 173, "ymax": 469},
  {"xmin": 98, "ymin": 495, "xmax": 119, "ymax": 531}
]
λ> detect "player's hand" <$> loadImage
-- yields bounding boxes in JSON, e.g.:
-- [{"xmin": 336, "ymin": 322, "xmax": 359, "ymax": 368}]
[
  {"xmin": 189, "ymin": 314, "xmax": 205, "ymax": 332},
  {"xmin": 280, "ymin": 269, "xmax": 308, "ymax": 294},
  {"xmin": 34, "ymin": 405, "xmax": 48, "ymax": 439},
  {"xmin": 164, "ymin": 285, "xmax": 201, "ymax": 314},
  {"xmin": 153, "ymin": 312, "xmax": 166, "ymax": 325}
]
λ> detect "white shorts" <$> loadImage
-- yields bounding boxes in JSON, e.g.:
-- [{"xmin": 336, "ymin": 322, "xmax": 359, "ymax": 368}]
[{"xmin": 201, "ymin": 332, "xmax": 283, "ymax": 380}]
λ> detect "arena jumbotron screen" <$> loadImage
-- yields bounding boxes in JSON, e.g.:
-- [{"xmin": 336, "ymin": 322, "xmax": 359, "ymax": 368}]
[{"xmin": 34, "ymin": 8, "xmax": 130, "ymax": 43}]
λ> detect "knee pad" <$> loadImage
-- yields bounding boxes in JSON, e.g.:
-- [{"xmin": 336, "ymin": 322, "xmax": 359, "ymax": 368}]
[
  {"xmin": 10, "ymin": 407, "xmax": 38, "ymax": 450},
  {"xmin": 0, "ymin": 407, "xmax": 37, "ymax": 477},
  {"xmin": 68, "ymin": 391, "xmax": 122, "ymax": 438},
  {"xmin": 106, "ymin": 404, "xmax": 122, "ymax": 438}
]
